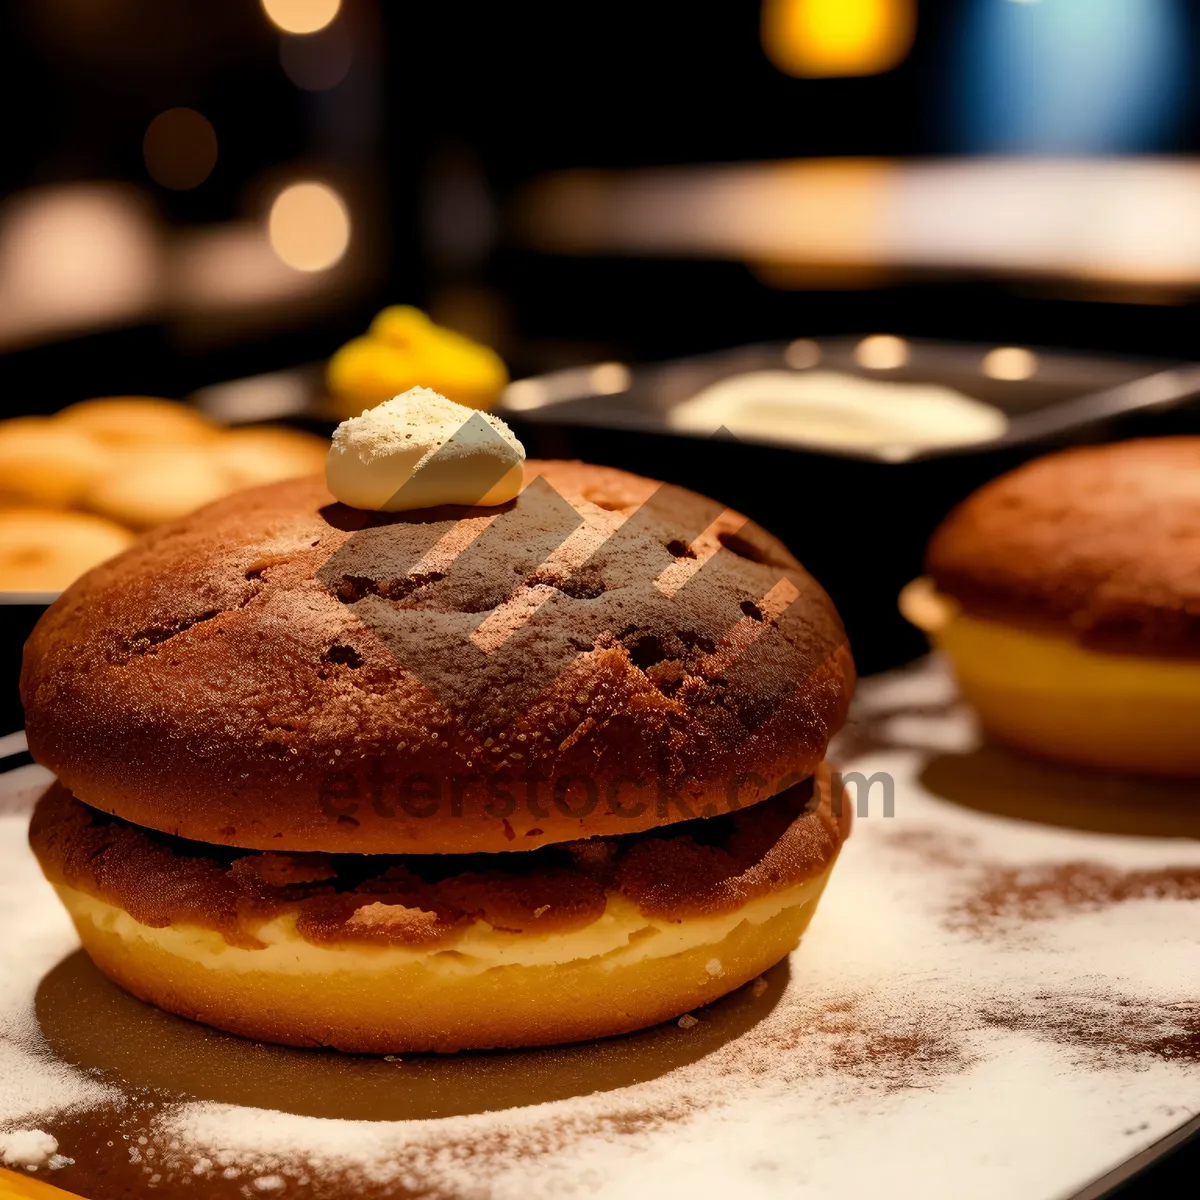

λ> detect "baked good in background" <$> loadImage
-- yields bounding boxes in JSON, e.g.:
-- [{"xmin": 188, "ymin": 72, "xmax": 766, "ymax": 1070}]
[
  {"xmin": 327, "ymin": 305, "xmax": 509, "ymax": 416},
  {"xmin": 0, "ymin": 509, "xmax": 133, "ymax": 592},
  {"xmin": 84, "ymin": 430, "xmax": 330, "ymax": 530},
  {"xmin": 0, "ymin": 418, "xmax": 113, "ymax": 509},
  {"xmin": 23, "ymin": 395, "xmax": 854, "ymax": 1051},
  {"xmin": 211, "ymin": 424, "xmax": 333, "ymax": 490},
  {"xmin": 0, "ymin": 398, "xmax": 328, "ymax": 590},
  {"xmin": 56, "ymin": 395, "xmax": 221, "ymax": 447},
  {"xmin": 902, "ymin": 437, "xmax": 1200, "ymax": 777},
  {"xmin": 83, "ymin": 446, "xmax": 234, "ymax": 531}
]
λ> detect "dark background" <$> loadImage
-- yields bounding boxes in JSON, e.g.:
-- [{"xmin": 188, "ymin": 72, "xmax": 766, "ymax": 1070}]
[{"xmin": 2, "ymin": 0, "xmax": 1200, "ymax": 412}]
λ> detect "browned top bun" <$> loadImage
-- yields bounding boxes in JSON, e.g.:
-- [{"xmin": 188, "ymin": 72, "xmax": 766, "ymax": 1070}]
[
  {"xmin": 22, "ymin": 461, "xmax": 853, "ymax": 854},
  {"xmin": 926, "ymin": 437, "xmax": 1200, "ymax": 656}
]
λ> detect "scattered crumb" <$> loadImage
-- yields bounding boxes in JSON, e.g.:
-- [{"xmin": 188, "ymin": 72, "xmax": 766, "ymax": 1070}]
[
  {"xmin": 751, "ymin": 976, "xmax": 769, "ymax": 998},
  {"xmin": 677, "ymin": 1014, "xmax": 699, "ymax": 1029}
]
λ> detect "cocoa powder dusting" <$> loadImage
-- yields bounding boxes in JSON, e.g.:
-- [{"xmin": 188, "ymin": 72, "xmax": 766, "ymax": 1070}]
[
  {"xmin": 758, "ymin": 993, "xmax": 974, "ymax": 1093},
  {"xmin": 880, "ymin": 823, "xmax": 1200, "ymax": 1072},
  {"xmin": 958, "ymin": 861, "xmax": 1200, "ymax": 935},
  {"xmin": 980, "ymin": 994, "xmax": 1200, "ymax": 1069},
  {"xmin": 888, "ymin": 825, "xmax": 1200, "ymax": 939}
]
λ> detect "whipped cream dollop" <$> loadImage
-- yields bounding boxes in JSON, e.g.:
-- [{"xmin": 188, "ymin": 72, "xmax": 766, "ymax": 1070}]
[{"xmin": 326, "ymin": 387, "xmax": 525, "ymax": 512}]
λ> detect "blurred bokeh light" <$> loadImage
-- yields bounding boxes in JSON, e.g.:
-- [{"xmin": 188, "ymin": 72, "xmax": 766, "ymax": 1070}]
[
  {"xmin": 785, "ymin": 340, "xmax": 822, "ymax": 369},
  {"xmin": 174, "ymin": 223, "xmax": 320, "ymax": 309},
  {"xmin": 982, "ymin": 347, "xmax": 1038, "ymax": 382},
  {"xmin": 0, "ymin": 186, "xmax": 158, "ymax": 347},
  {"xmin": 260, "ymin": 0, "xmax": 341, "ymax": 35},
  {"xmin": 267, "ymin": 181, "xmax": 351, "ymax": 272},
  {"xmin": 588, "ymin": 362, "xmax": 633, "ymax": 395},
  {"xmin": 520, "ymin": 158, "xmax": 1200, "ymax": 290},
  {"xmin": 143, "ymin": 108, "xmax": 219, "ymax": 191},
  {"xmin": 855, "ymin": 334, "xmax": 909, "ymax": 370},
  {"xmin": 952, "ymin": 0, "xmax": 1187, "ymax": 153}
]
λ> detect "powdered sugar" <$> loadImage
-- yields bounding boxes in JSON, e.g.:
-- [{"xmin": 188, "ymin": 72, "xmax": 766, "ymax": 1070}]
[
  {"xmin": 2, "ymin": 657, "xmax": 1199, "ymax": 1199},
  {"xmin": 0, "ymin": 1129, "xmax": 57, "ymax": 1169}
]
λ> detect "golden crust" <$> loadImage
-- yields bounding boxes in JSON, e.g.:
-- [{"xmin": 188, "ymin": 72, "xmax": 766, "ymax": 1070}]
[
  {"xmin": 926, "ymin": 437, "xmax": 1200, "ymax": 657},
  {"xmin": 29, "ymin": 767, "xmax": 843, "ymax": 948},
  {"xmin": 22, "ymin": 463, "xmax": 854, "ymax": 853}
]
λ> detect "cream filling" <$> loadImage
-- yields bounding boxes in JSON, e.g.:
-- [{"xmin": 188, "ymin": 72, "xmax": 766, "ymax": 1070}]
[
  {"xmin": 900, "ymin": 577, "xmax": 1200, "ymax": 699},
  {"xmin": 58, "ymin": 871, "xmax": 831, "ymax": 979}
]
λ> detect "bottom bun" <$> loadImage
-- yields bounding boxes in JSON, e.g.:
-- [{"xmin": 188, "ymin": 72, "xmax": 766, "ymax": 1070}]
[
  {"xmin": 54, "ymin": 867, "xmax": 834, "ymax": 1053},
  {"xmin": 936, "ymin": 610, "xmax": 1200, "ymax": 777}
]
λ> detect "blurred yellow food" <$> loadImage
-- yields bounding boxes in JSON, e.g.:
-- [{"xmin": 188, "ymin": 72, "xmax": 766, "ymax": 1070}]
[
  {"xmin": 0, "ymin": 418, "xmax": 112, "ymax": 508},
  {"xmin": 57, "ymin": 395, "xmax": 220, "ymax": 447},
  {"xmin": 900, "ymin": 577, "xmax": 1200, "ymax": 777},
  {"xmin": 761, "ymin": 0, "xmax": 917, "ymax": 79},
  {"xmin": 0, "ymin": 508, "xmax": 134, "ymax": 592},
  {"xmin": 210, "ymin": 425, "xmax": 330, "ymax": 488},
  {"xmin": 327, "ymin": 305, "xmax": 508, "ymax": 416}
]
